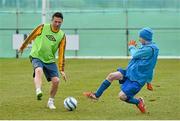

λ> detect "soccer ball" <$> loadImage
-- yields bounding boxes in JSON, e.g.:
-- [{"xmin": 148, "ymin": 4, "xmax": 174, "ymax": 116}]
[{"xmin": 64, "ymin": 97, "xmax": 77, "ymax": 111}]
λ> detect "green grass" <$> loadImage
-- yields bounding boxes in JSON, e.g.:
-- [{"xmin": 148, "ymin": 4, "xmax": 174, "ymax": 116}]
[{"xmin": 0, "ymin": 58, "xmax": 180, "ymax": 119}]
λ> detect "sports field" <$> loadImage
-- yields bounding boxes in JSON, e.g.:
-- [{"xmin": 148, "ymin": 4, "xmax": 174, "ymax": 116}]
[{"xmin": 0, "ymin": 58, "xmax": 180, "ymax": 120}]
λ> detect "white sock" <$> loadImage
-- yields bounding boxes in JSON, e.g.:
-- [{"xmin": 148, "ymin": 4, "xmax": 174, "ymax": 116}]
[{"xmin": 36, "ymin": 88, "xmax": 41, "ymax": 93}]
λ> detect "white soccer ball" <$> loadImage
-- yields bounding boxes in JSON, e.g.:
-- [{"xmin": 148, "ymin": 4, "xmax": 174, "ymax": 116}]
[{"xmin": 64, "ymin": 97, "xmax": 77, "ymax": 111}]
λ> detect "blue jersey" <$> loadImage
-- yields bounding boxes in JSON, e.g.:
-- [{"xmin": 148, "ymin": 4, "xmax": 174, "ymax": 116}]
[{"xmin": 126, "ymin": 42, "xmax": 159, "ymax": 86}]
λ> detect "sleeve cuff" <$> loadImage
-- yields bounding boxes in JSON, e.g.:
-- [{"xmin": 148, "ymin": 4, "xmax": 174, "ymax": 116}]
[{"xmin": 128, "ymin": 45, "xmax": 136, "ymax": 50}]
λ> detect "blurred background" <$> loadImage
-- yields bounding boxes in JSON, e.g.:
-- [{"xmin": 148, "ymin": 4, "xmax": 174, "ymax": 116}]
[{"xmin": 0, "ymin": 0, "xmax": 180, "ymax": 58}]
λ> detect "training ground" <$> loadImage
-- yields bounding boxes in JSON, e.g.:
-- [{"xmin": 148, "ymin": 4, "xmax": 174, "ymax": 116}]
[{"xmin": 0, "ymin": 58, "xmax": 180, "ymax": 119}]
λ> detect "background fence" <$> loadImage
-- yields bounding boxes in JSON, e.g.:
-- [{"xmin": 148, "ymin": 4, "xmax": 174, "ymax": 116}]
[{"xmin": 0, "ymin": 0, "xmax": 180, "ymax": 58}]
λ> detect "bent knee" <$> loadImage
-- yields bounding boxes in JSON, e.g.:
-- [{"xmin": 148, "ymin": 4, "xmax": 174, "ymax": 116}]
[
  {"xmin": 119, "ymin": 92, "xmax": 127, "ymax": 101},
  {"xmin": 52, "ymin": 77, "xmax": 60, "ymax": 84},
  {"xmin": 35, "ymin": 67, "xmax": 43, "ymax": 74},
  {"xmin": 106, "ymin": 73, "xmax": 116, "ymax": 82},
  {"xmin": 106, "ymin": 72, "xmax": 122, "ymax": 82}
]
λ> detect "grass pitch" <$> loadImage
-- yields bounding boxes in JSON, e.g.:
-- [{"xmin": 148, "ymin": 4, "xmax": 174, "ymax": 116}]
[{"xmin": 0, "ymin": 58, "xmax": 180, "ymax": 119}]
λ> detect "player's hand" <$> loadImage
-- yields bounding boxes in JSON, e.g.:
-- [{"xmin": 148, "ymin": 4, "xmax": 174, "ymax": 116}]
[
  {"xmin": 128, "ymin": 40, "xmax": 137, "ymax": 46},
  {"xmin": 60, "ymin": 71, "xmax": 67, "ymax": 82}
]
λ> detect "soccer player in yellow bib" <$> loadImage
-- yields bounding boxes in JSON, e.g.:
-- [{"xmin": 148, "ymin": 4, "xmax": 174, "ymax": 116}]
[{"xmin": 19, "ymin": 12, "xmax": 67, "ymax": 109}]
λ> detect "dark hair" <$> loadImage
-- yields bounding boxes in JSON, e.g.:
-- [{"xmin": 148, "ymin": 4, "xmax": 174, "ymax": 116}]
[{"xmin": 52, "ymin": 12, "xmax": 63, "ymax": 20}]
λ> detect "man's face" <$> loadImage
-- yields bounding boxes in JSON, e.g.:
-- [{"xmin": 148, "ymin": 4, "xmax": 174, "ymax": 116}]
[{"xmin": 52, "ymin": 17, "xmax": 63, "ymax": 30}]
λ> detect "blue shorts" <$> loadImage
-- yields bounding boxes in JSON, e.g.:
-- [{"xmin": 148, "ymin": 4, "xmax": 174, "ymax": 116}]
[
  {"xmin": 117, "ymin": 67, "xmax": 142, "ymax": 98},
  {"xmin": 117, "ymin": 68, "xmax": 127, "ymax": 84},
  {"xmin": 31, "ymin": 58, "xmax": 59, "ymax": 82}
]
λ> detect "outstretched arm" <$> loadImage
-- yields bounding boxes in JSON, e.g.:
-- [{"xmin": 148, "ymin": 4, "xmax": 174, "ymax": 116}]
[{"xmin": 19, "ymin": 24, "xmax": 43, "ymax": 54}]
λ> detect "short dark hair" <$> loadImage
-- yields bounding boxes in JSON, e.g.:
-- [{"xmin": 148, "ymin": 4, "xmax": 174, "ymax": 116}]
[{"xmin": 52, "ymin": 12, "xmax": 63, "ymax": 20}]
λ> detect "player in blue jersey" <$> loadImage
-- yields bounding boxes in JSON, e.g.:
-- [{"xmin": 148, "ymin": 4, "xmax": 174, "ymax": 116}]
[{"xmin": 84, "ymin": 27, "xmax": 159, "ymax": 113}]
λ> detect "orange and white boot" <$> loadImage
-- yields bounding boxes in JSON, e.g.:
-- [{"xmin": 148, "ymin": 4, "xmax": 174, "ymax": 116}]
[
  {"xmin": 136, "ymin": 97, "xmax": 146, "ymax": 113},
  {"xmin": 83, "ymin": 92, "xmax": 98, "ymax": 100}
]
